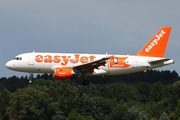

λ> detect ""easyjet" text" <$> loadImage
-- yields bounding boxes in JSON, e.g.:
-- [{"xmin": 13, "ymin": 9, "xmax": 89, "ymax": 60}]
[
  {"xmin": 145, "ymin": 30, "xmax": 166, "ymax": 52},
  {"xmin": 35, "ymin": 54, "xmax": 96, "ymax": 66}
]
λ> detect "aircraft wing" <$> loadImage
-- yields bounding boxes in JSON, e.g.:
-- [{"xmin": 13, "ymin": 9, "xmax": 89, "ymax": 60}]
[
  {"xmin": 148, "ymin": 58, "xmax": 172, "ymax": 65},
  {"xmin": 73, "ymin": 57, "xmax": 109, "ymax": 74}
]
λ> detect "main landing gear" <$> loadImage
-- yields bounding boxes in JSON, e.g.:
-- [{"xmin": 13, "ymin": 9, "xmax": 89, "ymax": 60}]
[
  {"xmin": 81, "ymin": 74, "xmax": 90, "ymax": 86},
  {"xmin": 82, "ymin": 79, "xmax": 90, "ymax": 86},
  {"xmin": 28, "ymin": 73, "xmax": 33, "ymax": 83}
]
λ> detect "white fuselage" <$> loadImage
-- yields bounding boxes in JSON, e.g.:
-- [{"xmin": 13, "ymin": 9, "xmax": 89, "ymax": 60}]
[{"xmin": 5, "ymin": 52, "xmax": 174, "ymax": 76}]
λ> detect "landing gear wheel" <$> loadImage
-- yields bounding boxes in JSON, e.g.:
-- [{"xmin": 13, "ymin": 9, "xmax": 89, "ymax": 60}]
[
  {"xmin": 28, "ymin": 73, "xmax": 33, "ymax": 83},
  {"xmin": 82, "ymin": 79, "xmax": 90, "ymax": 86}
]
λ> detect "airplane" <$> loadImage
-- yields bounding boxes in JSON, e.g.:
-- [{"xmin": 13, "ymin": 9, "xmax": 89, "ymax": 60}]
[{"xmin": 6, "ymin": 26, "xmax": 174, "ymax": 85}]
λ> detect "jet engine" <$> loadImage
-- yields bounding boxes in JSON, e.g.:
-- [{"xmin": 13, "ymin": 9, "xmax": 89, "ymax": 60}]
[{"xmin": 53, "ymin": 68, "xmax": 75, "ymax": 80}]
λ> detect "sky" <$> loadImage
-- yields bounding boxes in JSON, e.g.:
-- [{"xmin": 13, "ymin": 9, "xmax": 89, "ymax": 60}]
[{"xmin": 0, "ymin": 0, "xmax": 180, "ymax": 78}]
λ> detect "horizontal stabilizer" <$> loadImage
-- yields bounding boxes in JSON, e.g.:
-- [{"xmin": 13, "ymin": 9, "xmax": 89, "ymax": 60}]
[{"xmin": 148, "ymin": 58, "xmax": 171, "ymax": 64}]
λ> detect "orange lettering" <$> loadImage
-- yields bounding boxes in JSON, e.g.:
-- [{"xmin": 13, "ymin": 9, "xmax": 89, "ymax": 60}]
[
  {"xmin": 80, "ymin": 56, "xmax": 88, "ymax": 63},
  {"xmin": 89, "ymin": 55, "xmax": 96, "ymax": 61},
  {"xmin": 35, "ymin": 54, "xmax": 97, "ymax": 64},
  {"xmin": 54, "ymin": 55, "xmax": 61, "ymax": 63},
  {"xmin": 44, "ymin": 55, "xmax": 52, "ymax": 63},
  {"xmin": 70, "ymin": 54, "xmax": 80, "ymax": 64},
  {"xmin": 61, "ymin": 56, "xmax": 71, "ymax": 66},
  {"xmin": 35, "ymin": 55, "xmax": 43, "ymax": 63}
]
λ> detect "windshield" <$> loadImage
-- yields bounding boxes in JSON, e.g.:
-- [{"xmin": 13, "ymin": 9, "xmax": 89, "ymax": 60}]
[{"xmin": 13, "ymin": 57, "xmax": 22, "ymax": 60}]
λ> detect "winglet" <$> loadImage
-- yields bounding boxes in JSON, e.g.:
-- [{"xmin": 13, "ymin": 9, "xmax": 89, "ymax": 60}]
[{"xmin": 134, "ymin": 26, "xmax": 172, "ymax": 57}]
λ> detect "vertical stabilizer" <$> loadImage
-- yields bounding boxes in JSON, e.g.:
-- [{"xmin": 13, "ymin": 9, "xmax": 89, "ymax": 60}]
[{"xmin": 134, "ymin": 27, "xmax": 172, "ymax": 57}]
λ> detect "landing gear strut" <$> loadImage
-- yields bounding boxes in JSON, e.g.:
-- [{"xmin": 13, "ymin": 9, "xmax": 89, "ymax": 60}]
[
  {"xmin": 28, "ymin": 73, "xmax": 33, "ymax": 83},
  {"xmin": 81, "ymin": 73, "xmax": 90, "ymax": 86}
]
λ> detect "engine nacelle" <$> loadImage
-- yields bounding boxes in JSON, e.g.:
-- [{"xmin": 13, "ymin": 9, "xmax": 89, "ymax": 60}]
[{"xmin": 53, "ymin": 68, "xmax": 74, "ymax": 80}]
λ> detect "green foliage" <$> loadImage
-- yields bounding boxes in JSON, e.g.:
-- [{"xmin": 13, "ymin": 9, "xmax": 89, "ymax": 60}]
[
  {"xmin": 0, "ymin": 87, "xmax": 11, "ymax": 119},
  {"xmin": 149, "ymin": 82, "xmax": 164, "ymax": 102},
  {"xmin": 0, "ymin": 76, "xmax": 28, "ymax": 92},
  {"xmin": 94, "ymin": 96, "xmax": 116, "ymax": 117},
  {"xmin": 135, "ymin": 82, "xmax": 151, "ymax": 103},
  {"xmin": 126, "ymin": 106, "xmax": 150, "ymax": 120},
  {"xmin": 97, "ymin": 83, "xmax": 140, "ymax": 102},
  {"xmin": 109, "ymin": 102, "xmax": 128, "ymax": 120},
  {"xmin": 174, "ymin": 100, "xmax": 180, "ymax": 119},
  {"xmin": 74, "ymin": 93, "xmax": 100, "ymax": 119},
  {"xmin": 158, "ymin": 112, "xmax": 170, "ymax": 120},
  {"xmin": 52, "ymin": 111, "xmax": 65, "ymax": 120},
  {"xmin": 66, "ymin": 110, "xmax": 94, "ymax": 120},
  {"xmin": 0, "ymin": 70, "xmax": 180, "ymax": 119},
  {"xmin": 5, "ymin": 87, "xmax": 53, "ymax": 120}
]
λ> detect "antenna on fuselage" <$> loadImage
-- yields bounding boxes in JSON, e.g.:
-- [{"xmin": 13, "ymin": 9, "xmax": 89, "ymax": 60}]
[{"xmin": 106, "ymin": 52, "xmax": 108, "ymax": 58}]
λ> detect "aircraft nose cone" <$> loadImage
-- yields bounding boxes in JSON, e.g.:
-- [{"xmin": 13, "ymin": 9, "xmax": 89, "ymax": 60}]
[{"xmin": 6, "ymin": 61, "xmax": 14, "ymax": 69}]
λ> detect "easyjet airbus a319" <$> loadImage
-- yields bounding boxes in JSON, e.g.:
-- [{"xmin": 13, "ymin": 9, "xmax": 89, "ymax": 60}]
[{"xmin": 6, "ymin": 27, "xmax": 174, "ymax": 85}]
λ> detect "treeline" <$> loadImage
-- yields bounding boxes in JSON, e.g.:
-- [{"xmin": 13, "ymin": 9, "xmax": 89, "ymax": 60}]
[{"xmin": 0, "ymin": 70, "xmax": 180, "ymax": 120}]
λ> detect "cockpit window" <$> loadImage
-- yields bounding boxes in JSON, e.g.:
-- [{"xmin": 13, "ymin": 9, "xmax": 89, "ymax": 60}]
[{"xmin": 13, "ymin": 57, "xmax": 22, "ymax": 60}]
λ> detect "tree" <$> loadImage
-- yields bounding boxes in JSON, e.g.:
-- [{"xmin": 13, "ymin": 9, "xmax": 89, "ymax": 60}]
[
  {"xmin": 74, "ymin": 93, "xmax": 100, "ymax": 119},
  {"xmin": 55, "ymin": 82, "xmax": 78, "ymax": 116},
  {"xmin": 0, "ymin": 87, "xmax": 11, "ymax": 119},
  {"xmin": 174, "ymin": 100, "xmax": 180, "ymax": 119},
  {"xmin": 172, "ymin": 81, "xmax": 180, "ymax": 99},
  {"xmin": 52, "ymin": 111, "xmax": 65, "ymax": 120},
  {"xmin": 66, "ymin": 110, "xmax": 94, "ymax": 120},
  {"xmin": 158, "ymin": 112, "xmax": 170, "ymax": 120},
  {"xmin": 48, "ymin": 102, "xmax": 61, "ymax": 118},
  {"xmin": 109, "ymin": 102, "xmax": 128, "ymax": 120},
  {"xmin": 126, "ymin": 106, "xmax": 151, "ymax": 120},
  {"xmin": 149, "ymin": 82, "xmax": 164, "ymax": 102},
  {"xmin": 5, "ymin": 87, "xmax": 53, "ymax": 120},
  {"xmin": 135, "ymin": 82, "xmax": 151, "ymax": 103},
  {"xmin": 97, "ymin": 83, "xmax": 140, "ymax": 102},
  {"xmin": 94, "ymin": 96, "xmax": 116, "ymax": 117}
]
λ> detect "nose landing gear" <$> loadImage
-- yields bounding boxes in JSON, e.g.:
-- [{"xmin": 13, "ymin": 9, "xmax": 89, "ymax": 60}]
[{"xmin": 28, "ymin": 73, "xmax": 33, "ymax": 83}]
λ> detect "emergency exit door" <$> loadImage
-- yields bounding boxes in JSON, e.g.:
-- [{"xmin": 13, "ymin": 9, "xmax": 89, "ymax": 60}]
[{"xmin": 28, "ymin": 54, "xmax": 34, "ymax": 65}]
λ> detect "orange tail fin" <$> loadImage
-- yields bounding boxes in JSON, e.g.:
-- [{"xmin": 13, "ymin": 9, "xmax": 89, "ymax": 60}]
[{"xmin": 134, "ymin": 26, "xmax": 172, "ymax": 57}]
